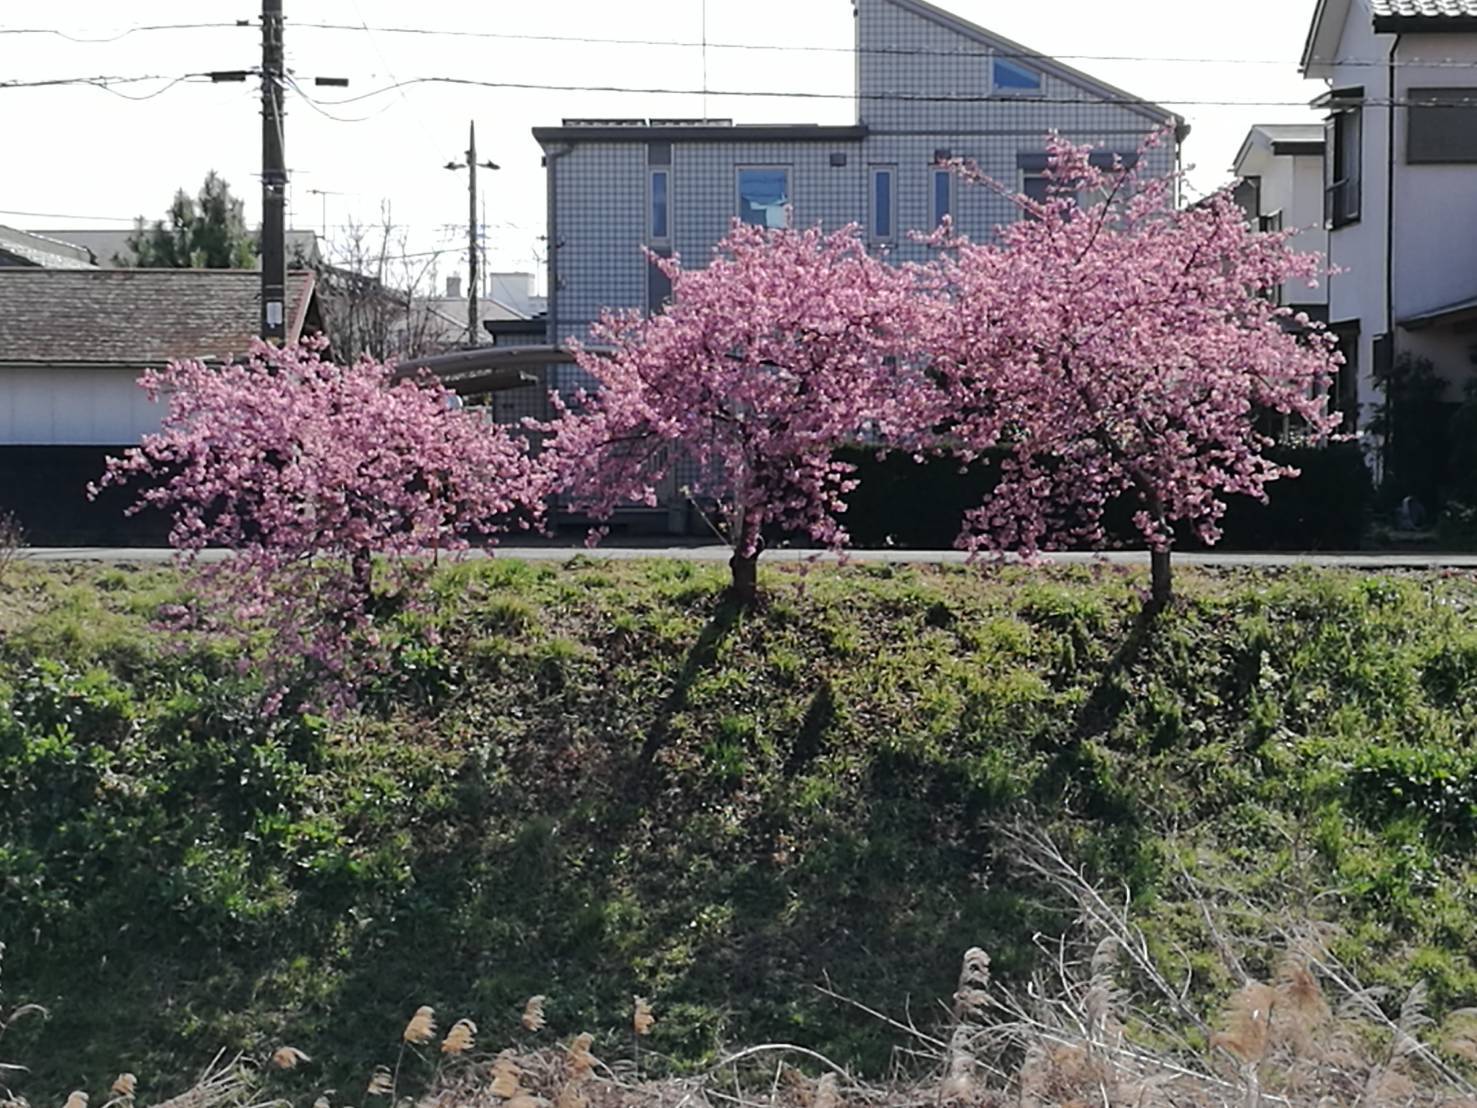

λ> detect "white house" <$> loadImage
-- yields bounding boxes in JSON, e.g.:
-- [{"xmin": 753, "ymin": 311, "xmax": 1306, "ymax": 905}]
[
  {"xmin": 1231, "ymin": 124, "xmax": 1330, "ymax": 320},
  {"xmin": 529, "ymin": 0, "xmax": 1185, "ymax": 530},
  {"xmin": 1302, "ymin": 0, "xmax": 1477, "ymax": 432},
  {"xmin": 0, "ymin": 268, "xmax": 320, "ymax": 542},
  {"xmin": 534, "ymin": 0, "xmax": 1185, "ymax": 353}
]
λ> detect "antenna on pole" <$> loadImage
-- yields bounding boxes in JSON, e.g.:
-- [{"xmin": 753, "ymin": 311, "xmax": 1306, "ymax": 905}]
[{"xmin": 701, "ymin": 0, "xmax": 708, "ymax": 119}]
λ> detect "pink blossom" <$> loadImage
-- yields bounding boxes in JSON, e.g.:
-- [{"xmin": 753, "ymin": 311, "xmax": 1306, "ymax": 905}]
[{"xmin": 93, "ymin": 339, "xmax": 547, "ymax": 709}]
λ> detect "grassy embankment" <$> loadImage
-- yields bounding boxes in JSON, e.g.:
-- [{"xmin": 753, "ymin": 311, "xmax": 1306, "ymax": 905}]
[{"xmin": 3, "ymin": 558, "xmax": 1477, "ymax": 1098}]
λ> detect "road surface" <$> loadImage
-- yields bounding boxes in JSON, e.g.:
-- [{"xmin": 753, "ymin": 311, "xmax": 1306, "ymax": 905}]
[{"xmin": 19, "ymin": 546, "xmax": 1477, "ymax": 570}]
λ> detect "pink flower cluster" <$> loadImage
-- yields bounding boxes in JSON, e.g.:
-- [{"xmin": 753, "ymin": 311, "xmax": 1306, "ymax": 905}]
[
  {"xmin": 539, "ymin": 222, "xmax": 928, "ymax": 562},
  {"xmin": 94, "ymin": 339, "xmax": 545, "ymax": 709},
  {"xmin": 541, "ymin": 134, "xmax": 1343, "ymax": 586}
]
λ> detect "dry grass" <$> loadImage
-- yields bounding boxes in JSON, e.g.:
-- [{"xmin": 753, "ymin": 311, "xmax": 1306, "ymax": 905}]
[{"xmin": 13, "ymin": 820, "xmax": 1477, "ymax": 1108}]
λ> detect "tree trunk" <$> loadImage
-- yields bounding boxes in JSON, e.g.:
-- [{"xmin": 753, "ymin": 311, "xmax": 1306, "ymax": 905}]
[
  {"xmin": 1149, "ymin": 547, "xmax": 1173, "ymax": 611},
  {"xmin": 729, "ymin": 549, "xmax": 759, "ymax": 607},
  {"xmin": 352, "ymin": 546, "xmax": 374, "ymax": 600}
]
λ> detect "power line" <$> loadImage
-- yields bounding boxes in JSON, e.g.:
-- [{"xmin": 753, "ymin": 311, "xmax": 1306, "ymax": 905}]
[
  {"xmin": 286, "ymin": 20, "xmax": 1477, "ymax": 71},
  {"xmin": 9, "ymin": 16, "xmax": 1477, "ymax": 72},
  {"xmin": 0, "ymin": 21, "xmax": 248, "ymax": 42},
  {"xmin": 298, "ymin": 75, "xmax": 1477, "ymax": 112},
  {"xmin": 0, "ymin": 72, "xmax": 203, "ymax": 92},
  {"xmin": 0, "ymin": 207, "xmax": 139, "ymax": 223},
  {"xmin": 8, "ymin": 68, "xmax": 1477, "ymax": 114}
]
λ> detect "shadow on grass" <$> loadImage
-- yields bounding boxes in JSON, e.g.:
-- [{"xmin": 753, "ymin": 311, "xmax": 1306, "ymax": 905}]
[{"xmin": 637, "ymin": 596, "xmax": 745, "ymax": 768}]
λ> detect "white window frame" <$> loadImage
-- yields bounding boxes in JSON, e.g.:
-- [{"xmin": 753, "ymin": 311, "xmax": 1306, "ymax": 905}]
[
  {"xmin": 646, "ymin": 166, "xmax": 670, "ymax": 245},
  {"xmin": 735, "ymin": 165, "xmax": 792, "ymax": 229},
  {"xmin": 931, "ymin": 166, "xmax": 954, "ymax": 227},
  {"xmin": 992, "ymin": 56, "xmax": 1044, "ymax": 98},
  {"xmin": 869, "ymin": 165, "xmax": 896, "ymax": 243}
]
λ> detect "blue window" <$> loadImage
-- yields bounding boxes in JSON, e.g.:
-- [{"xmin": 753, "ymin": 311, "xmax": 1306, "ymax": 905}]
[
  {"xmin": 932, "ymin": 167, "xmax": 953, "ymax": 226},
  {"xmin": 993, "ymin": 57, "xmax": 1043, "ymax": 95},
  {"xmin": 871, "ymin": 167, "xmax": 894, "ymax": 240},
  {"xmin": 650, "ymin": 170, "xmax": 669, "ymax": 240},
  {"xmin": 737, "ymin": 167, "xmax": 791, "ymax": 228}
]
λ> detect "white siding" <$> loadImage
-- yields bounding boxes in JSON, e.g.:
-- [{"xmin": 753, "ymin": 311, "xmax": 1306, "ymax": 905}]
[{"xmin": 0, "ymin": 366, "xmax": 161, "ymax": 445}]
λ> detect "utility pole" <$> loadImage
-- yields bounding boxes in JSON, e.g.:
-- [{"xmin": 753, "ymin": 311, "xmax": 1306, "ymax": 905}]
[
  {"xmin": 260, "ymin": 0, "xmax": 286, "ymax": 341},
  {"xmin": 445, "ymin": 121, "xmax": 499, "ymax": 348}
]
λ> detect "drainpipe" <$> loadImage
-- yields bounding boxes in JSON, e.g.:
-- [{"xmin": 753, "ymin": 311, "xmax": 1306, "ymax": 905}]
[
  {"xmin": 1381, "ymin": 34, "xmax": 1400, "ymax": 490},
  {"xmin": 1386, "ymin": 35, "xmax": 1399, "ymax": 349}
]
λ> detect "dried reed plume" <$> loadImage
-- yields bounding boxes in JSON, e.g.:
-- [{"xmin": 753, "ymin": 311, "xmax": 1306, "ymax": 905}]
[
  {"xmin": 632, "ymin": 999, "xmax": 654, "ymax": 1037},
  {"xmin": 109, "ymin": 1075, "xmax": 136, "ymax": 1100},
  {"xmin": 489, "ymin": 1051, "xmax": 521, "ymax": 1098},
  {"xmin": 441, "ymin": 1019, "xmax": 477, "ymax": 1056},
  {"xmin": 567, "ymin": 1033, "xmax": 596, "ymax": 1080},
  {"xmin": 269, "ymin": 1046, "xmax": 310, "ymax": 1071},
  {"xmin": 403, "ymin": 1006, "xmax": 436, "ymax": 1045},
  {"xmin": 365, "ymin": 1066, "xmax": 393, "ymax": 1097},
  {"xmin": 61, "ymin": 1092, "xmax": 87, "ymax": 1108},
  {"xmin": 521, "ymin": 996, "xmax": 547, "ymax": 1033}
]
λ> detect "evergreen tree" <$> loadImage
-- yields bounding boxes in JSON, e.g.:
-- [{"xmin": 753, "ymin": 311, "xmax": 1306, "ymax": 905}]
[{"xmin": 121, "ymin": 171, "xmax": 256, "ymax": 268}]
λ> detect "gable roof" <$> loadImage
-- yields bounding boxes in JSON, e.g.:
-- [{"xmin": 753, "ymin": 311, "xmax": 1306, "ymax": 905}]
[
  {"xmin": 0, "ymin": 269, "xmax": 317, "ymax": 366},
  {"xmin": 25, "ymin": 227, "xmax": 321, "ymax": 268},
  {"xmin": 0, "ymin": 226, "xmax": 96, "ymax": 269},
  {"xmin": 1305, "ymin": 0, "xmax": 1477, "ymax": 73},
  {"xmin": 1233, "ymin": 123, "xmax": 1326, "ymax": 172},
  {"xmin": 1302, "ymin": 0, "xmax": 1355, "ymax": 74},
  {"xmin": 881, "ymin": 0, "xmax": 1188, "ymax": 134}
]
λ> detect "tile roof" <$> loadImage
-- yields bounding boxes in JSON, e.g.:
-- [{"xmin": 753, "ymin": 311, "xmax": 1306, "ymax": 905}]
[
  {"xmin": 0, "ymin": 268, "xmax": 316, "ymax": 365},
  {"xmin": 1372, "ymin": 0, "xmax": 1477, "ymax": 16}
]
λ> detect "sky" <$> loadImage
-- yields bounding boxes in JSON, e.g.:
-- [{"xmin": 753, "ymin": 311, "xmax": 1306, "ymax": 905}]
[{"xmin": 1, "ymin": 0, "xmax": 1328, "ymax": 291}]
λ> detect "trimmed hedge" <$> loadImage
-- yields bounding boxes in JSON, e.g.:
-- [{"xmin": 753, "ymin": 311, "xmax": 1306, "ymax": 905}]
[{"xmin": 839, "ymin": 442, "xmax": 1372, "ymax": 551}]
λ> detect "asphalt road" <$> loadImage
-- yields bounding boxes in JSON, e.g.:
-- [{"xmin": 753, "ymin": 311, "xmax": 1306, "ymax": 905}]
[{"xmin": 19, "ymin": 545, "xmax": 1477, "ymax": 569}]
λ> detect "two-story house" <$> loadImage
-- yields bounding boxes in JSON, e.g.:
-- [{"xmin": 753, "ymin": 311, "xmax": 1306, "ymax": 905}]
[
  {"xmin": 533, "ymin": 0, "xmax": 1184, "ymax": 355},
  {"xmin": 1302, "ymin": 0, "xmax": 1477, "ymax": 436},
  {"xmin": 1232, "ymin": 124, "xmax": 1330, "ymax": 320},
  {"xmin": 527, "ymin": 0, "xmax": 1184, "ymax": 530}
]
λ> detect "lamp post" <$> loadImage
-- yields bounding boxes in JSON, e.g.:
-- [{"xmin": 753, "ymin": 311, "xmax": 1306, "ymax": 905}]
[{"xmin": 445, "ymin": 121, "xmax": 500, "ymax": 348}]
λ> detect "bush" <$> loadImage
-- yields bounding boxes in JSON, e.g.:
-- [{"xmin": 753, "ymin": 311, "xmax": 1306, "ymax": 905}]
[{"xmin": 838, "ymin": 442, "xmax": 1371, "ymax": 551}]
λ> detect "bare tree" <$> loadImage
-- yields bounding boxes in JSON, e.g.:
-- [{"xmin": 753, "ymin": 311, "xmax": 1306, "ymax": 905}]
[{"xmin": 312, "ymin": 206, "xmax": 454, "ymax": 362}]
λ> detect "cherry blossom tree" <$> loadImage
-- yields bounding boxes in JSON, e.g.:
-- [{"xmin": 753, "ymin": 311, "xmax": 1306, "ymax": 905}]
[
  {"xmin": 920, "ymin": 135, "xmax": 1343, "ymax": 606},
  {"xmin": 540, "ymin": 222, "xmax": 924, "ymax": 604},
  {"xmin": 93, "ymin": 340, "xmax": 546, "ymax": 709}
]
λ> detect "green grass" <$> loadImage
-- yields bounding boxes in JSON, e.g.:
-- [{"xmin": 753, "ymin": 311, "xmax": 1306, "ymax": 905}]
[{"xmin": 4, "ymin": 559, "xmax": 1477, "ymax": 1098}]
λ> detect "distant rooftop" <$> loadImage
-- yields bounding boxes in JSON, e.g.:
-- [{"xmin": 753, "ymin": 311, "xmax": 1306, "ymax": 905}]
[{"xmin": 0, "ymin": 268, "xmax": 317, "ymax": 366}]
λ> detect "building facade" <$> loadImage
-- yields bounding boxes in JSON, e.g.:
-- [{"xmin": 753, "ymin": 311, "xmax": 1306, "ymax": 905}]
[
  {"xmin": 1232, "ymin": 124, "xmax": 1330, "ymax": 320},
  {"xmin": 533, "ymin": 0, "xmax": 1185, "ymax": 361},
  {"xmin": 1302, "ymin": 0, "xmax": 1477, "ymax": 435}
]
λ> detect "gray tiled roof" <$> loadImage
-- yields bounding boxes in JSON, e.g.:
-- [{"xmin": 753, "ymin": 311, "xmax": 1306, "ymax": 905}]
[
  {"xmin": 1372, "ymin": 0, "xmax": 1477, "ymax": 17},
  {"xmin": 0, "ymin": 268, "xmax": 316, "ymax": 365}
]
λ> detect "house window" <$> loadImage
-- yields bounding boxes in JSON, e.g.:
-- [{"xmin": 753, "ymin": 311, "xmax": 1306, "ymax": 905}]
[
  {"xmin": 1325, "ymin": 104, "xmax": 1362, "ymax": 227},
  {"xmin": 737, "ymin": 167, "xmax": 790, "ymax": 228},
  {"xmin": 1022, "ymin": 172, "xmax": 1050, "ymax": 205},
  {"xmin": 993, "ymin": 57, "xmax": 1042, "ymax": 96},
  {"xmin": 932, "ymin": 167, "xmax": 953, "ymax": 226},
  {"xmin": 870, "ymin": 166, "xmax": 895, "ymax": 241},
  {"xmin": 1408, "ymin": 87, "xmax": 1477, "ymax": 164},
  {"xmin": 649, "ymin": 169, "xmax": 670, "ymax": 242}
]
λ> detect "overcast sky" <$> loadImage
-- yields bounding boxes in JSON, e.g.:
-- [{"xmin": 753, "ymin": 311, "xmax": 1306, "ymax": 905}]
[{"xmin": 2, "ymin": 0, "xmax": 1327, "ymax": 289}]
